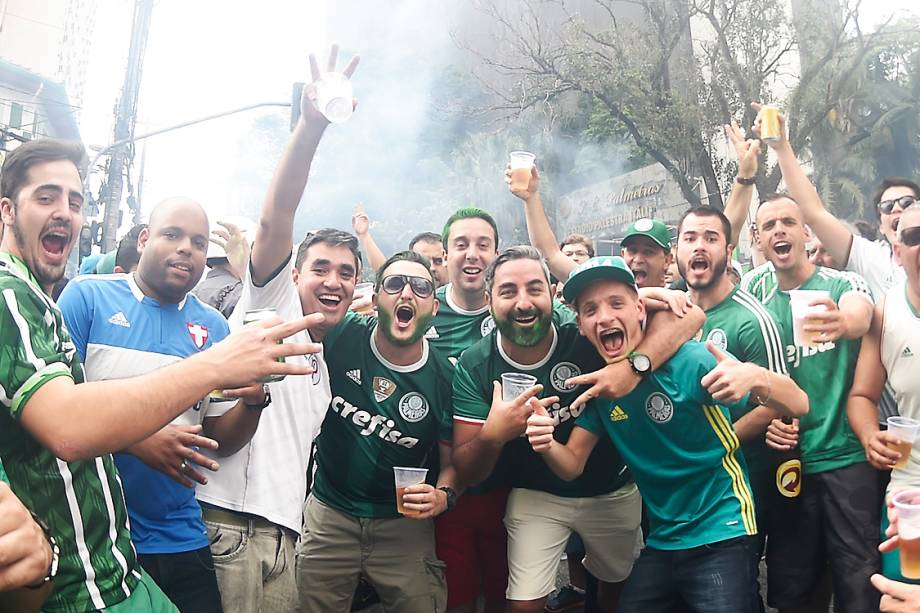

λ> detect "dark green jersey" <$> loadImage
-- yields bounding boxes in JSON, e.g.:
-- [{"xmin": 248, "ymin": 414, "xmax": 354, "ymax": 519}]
[
  {"xmin": 701, "ymin": 286, "xmax": 787, "ymax": 474},
  {"xmin": 427, "ymin": 284, "xmax": 495, "ymax": 363},
  {"xmin": 314, "ymin": 312, "xmax": 453, "ymax": 518},
  {"xmin": 0, "ymin": 252, "xmax": 139, "ymax": 612},
  {"xmin": 740, "ymin": 262, "xmax": 777, "ymax": 303},
  {"xmin": 453, "ymin": 316, "xmax": 630, "ymax": 498},
  {"xmin": 763, "ymin": 267, "xmax": 872, "ymax": 474},
  {"xmin": 577, "ymin": 341, "xmax": 756, "ymax": 550}
]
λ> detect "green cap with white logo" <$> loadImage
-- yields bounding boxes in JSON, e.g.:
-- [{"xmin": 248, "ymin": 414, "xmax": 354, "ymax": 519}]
[
  {"xmin": 563, "ymin": 255, "xmax": 638, "ymax": 303},
  {"xmin": 622, "ymin": 218, "xmax": 671, "ymax": 251}
]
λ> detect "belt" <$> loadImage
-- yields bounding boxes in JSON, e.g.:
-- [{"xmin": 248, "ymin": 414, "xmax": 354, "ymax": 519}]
[{"xmin": 201, "ymin": 504, "xmax": 278, "ymax": 531}]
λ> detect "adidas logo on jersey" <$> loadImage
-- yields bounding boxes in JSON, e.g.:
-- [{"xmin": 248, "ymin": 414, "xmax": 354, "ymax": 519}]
[
  {"xmin": 425, "ymin": 327, "xmax": 439, "ymax": 340},
  {"xmin": 609, "ymin": 405, "xmax": 629, "ymax": 422},
  {"xmin": 108, "ymin": 312, "xmax": 131, "ymax": 328},
  {"xmin": 903, "ymin": 347, "xmax": 915, "ymax": 358},
  {"xmin": 346, "ymin": 369, "xmax": 362, "ymax": 385}
]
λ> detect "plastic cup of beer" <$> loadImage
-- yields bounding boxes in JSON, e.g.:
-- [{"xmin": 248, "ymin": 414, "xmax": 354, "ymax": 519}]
[
  {"xmin": 759, "ymin": 105, "xmax": 783, "ymax": 142},
  {"xmin": 316, "ymin": 72, "xmax": 353, "ymax": 123},
  {"xmin": 888, "ymin": 416, "xmax": 920, "ymax": 470},
  {"xmin": 509, "ymin": 151, "xmax": 536, "ymax": 191},
  {"xmin": 893, "ymin": 489, "xmax": 920, "ymax": 578},
  {"xmin": 788, "ymin": 290, "xmax": 831, "ymax": 348},
  {"xmin": 351, "ymin": 282, "xmax": 375, "ymax": 315},
  {"xmin": 501, "ymin": 372, "xmax": 538, "ymax": 402},
  {"xmin": 394, "ymin": 467, "xmax": 428, "ymax": 516}
]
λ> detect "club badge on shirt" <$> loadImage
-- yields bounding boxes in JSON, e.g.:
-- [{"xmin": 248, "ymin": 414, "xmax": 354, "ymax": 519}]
[{"xmin": 188, "ymin": 323, "xmax": 209, "ymax": 349}]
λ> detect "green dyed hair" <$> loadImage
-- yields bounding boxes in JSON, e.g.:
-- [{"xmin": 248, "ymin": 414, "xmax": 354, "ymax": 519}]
[{"xmin": 441, "ymin": 207, "xmax": 499, "ymax": 251}]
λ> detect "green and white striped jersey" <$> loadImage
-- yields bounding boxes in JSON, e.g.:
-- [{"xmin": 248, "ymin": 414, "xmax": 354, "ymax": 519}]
[{"xmin": 0, "ymin": 252, "xmax": 139, "ymax": 612}]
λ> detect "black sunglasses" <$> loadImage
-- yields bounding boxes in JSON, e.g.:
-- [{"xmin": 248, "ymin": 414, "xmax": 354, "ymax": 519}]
[
  {"xmin": 380, "ymin": 274, "xmax": 434, "ymax": 298},
  {"xmin": 901, "ymin": 226, "xmax": 920, "ymax": 248},
  {"xmin": 878, "ymin": 195, "xmax": 916, "ymax": 215}
]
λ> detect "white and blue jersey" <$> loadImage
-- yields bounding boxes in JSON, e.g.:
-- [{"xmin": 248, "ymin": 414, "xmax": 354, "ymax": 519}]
[{"xmin": 58, "ymin": 273, "xmax": 234, "ymax": 555}]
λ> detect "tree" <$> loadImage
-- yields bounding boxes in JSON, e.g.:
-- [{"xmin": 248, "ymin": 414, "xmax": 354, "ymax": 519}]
[{"xmin": 460, "ymin": 0, "xmax": 920, "ymax": 212}]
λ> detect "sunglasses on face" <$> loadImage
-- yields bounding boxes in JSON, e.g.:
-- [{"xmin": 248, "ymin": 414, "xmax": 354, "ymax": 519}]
[
  {"xmin": 380, "ymin": 274, "xmax": 434, "ymax": 298},
  {"xmin": 878, "ymin": 195, "xmax": 917, "ymax": 215},
  {"xmin": 901, "ymin": 226, "xmax": 920, "ymax": 248}
]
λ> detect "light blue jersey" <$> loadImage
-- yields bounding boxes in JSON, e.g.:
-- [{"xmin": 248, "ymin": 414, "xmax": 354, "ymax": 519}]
[{"xmin": 58, "ymin": 273, "xmax": 232, "ymax": 555}]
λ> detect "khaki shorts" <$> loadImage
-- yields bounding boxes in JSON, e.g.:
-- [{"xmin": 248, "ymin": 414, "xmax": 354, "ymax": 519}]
[
  {"xmin": 296, "ymin": 495, "xmax": 447, "ymax": 613},
  {"xmin": 504, "ymin": 484, "xmax": 643, "ymax": 601}
]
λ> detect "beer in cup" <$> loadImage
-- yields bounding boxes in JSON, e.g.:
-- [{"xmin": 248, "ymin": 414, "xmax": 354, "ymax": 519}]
[
  {"xmin": 887, "ymin": 416, "xmax": 920, "ymax": 470},
  {"xmin": 893, "ymin": 489, "xmax": 920, "ymax": 579},
  {"xmin": 501, "ymin": 372, "xmax": 538, "ymax": 403},
  {"xmin": 316, "ymin": 72, "xmax": 353, "ymax": 123},
  {"xmin": 509, "ymin": 151, "xmax": 536, "ymax": 191},
  {"xmin": 758, "ymin": 105, "xmax": 783, "ymax": 142},
  {"xmin": 394, "ymin": 467, "xmax": 428, "ymax": 516},
  {"xmin": 351, "ymin": 282, "xmax": 375, "ymax": 315},
  {"xmin": 788, "ymin": 290, "xmax": 831, "ymax": 348}
]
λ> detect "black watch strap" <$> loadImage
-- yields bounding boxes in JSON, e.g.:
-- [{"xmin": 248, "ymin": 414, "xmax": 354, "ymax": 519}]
[
  {"xmin": 438, "ymin": 486, "xmax": 458, "ymax": 511},
  {"xmin": 26, "ymin": 511, "xmax": 59, "ymax": 588},
  {"xmin": 244, "ymin": 385, "xmax": 272, "ymax": 411},
  {"xmin": 736, "ymin": 175, "xmax": 756, "ymax": 185}
]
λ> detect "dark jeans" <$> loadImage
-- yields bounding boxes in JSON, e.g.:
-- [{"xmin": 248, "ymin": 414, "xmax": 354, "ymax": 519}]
[
  {"xmin": 138, "ymin": 546, "xmax": 224, "ymax": 613},
  {"xmin": 617, "ymin": 535, "xmax": 758, "ymax": 613}
]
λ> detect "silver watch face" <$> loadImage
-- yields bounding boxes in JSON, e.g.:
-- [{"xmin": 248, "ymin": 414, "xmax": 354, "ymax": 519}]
[{"xmin": 631, "ymin": 353, "xmax": 651, "ymax": 373}]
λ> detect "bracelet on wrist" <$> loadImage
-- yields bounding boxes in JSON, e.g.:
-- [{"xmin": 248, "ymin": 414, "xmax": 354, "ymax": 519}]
[
  {"xmin": 26, "ymin": 512, "xmax": 59, "ymax": 588},
  {"xmin": 736, "ymin": 175, "xmax": 757, "ymax": 186}
]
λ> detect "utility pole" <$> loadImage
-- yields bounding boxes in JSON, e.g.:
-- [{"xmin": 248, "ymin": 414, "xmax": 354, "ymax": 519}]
[{"xmin": 101, "ymin": 0, "xmax": 153, "ymax": 251}]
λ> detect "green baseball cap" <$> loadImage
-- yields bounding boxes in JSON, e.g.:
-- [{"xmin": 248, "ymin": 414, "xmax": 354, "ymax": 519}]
[
  {"xmin": 562, "ymin": 255, "xmax": 638, "ymax": 303},
  {"xmin": 622, "ymin": 218, "xmax": 671, "ymax": 250}
]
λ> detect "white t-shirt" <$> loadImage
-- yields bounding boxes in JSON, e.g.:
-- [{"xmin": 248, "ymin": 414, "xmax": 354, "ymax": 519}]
[
  {"xmin": 197, "ymin": 255, "xmax": 331, "ymax": 533},
  {"xmin": 882, "ymin": 282, "xmax": 920, "ymax": 492},
  {"xmin": 846, "ymin": 235, "xmax": 905, "ymax": 298}
]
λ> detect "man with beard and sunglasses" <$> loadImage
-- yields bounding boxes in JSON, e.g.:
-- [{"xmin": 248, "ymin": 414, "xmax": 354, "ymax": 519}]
[
  {"xmin": 452, "ymin": 246, "xmax": 706, "ymax": 613},
  {"xmin": 676, "ymin": 206, "xmax": 804, "ymax": 610},
  {"xmin": 298, "ymin": 251, "xmax": 458, "ymax": 612},
  {"xmin": 0, "ymin": 140, "xmax": 316, "ymax": 613}
]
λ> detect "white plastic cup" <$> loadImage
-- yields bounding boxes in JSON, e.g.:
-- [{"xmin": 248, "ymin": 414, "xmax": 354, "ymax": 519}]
[
  {"xmin": 351, "ymin": 282, "xmax": 374, "ymax": 314},
  {"xmin": 892, "ymin": 489, "xmax": 920, "ymax": 578},
  {"xmin": 888, "ymin": 416, "xmax": 920, "ymax": 470},
  {"xmin": 394, "ymin": 467, "xmax": 429, "ymax": 516},
  {"xmin": 788, "ymin": 289, "xmax": 831, "ymax": 348},
  {"xmin": 509, "ymin": 151, "xmax": 536, "ymax": 191},
  {"xmin": 501, "ymin": 372, "xmax": 538, "ymax": 402},
  {"xmin": 316, "ymin": 72, "xmax": 353, "ymax": 123}
]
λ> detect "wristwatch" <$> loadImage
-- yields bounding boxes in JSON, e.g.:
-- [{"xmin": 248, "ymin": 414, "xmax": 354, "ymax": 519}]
[
  {"xmin": 244, "ymin": 385, "xmax": 272, "ymax": 411},
  {"xmin": 627, "ymin": 352, "xmax": 652, "ymax": 377},
  {"xmin": 438, "ymin": 486, "xmax": 458, "ymax": 512},
  {"xmin": 26, "ymin": 511, "xmax": 59, "ymax": 589}
]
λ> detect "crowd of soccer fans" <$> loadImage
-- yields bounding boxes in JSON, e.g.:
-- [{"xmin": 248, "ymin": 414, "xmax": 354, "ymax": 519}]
[{"xmin": 2, "ymin": 47, "xmax": 920, "ymax": 613}]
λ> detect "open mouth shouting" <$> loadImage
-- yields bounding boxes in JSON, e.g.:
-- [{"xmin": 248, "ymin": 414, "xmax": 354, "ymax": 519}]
[
  {"xmin": 598, "ymin": 327, "xmax": 626, "ymax": 359},
  {"xmin": 689, "ymin": 255, "xmax": 710, "ymax": 275},
  {"xmin": 772, "ymin": 240, "xmax": 793, "ymax": 259},
  {"xmin": 630, "ymin": 268, "xmax": 647, "ymax": 285},
  {"xmin": 394, "ymin": 304, "xmax": 416, "ymax": 330},
  {"xmin": 40, "ymin": 228, "xmax": 71, "ymax": 264}
]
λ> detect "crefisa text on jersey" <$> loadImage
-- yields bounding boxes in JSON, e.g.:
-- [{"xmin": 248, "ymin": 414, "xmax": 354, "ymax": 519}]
[{"xmin": 331, "ymin": 396, "xmax": 421, "ymax": 448}]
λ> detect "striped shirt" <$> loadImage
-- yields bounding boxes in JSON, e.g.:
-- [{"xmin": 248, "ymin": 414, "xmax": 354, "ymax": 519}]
[{"xmin": 0, "ymin": 252, "xmax": 139, "ymax": 612}]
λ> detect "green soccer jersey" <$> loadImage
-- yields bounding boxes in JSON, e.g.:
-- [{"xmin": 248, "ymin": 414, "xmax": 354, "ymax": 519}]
[
  {"xmin": 314, "ymin": 312, "xmax": 454, "ymax": 518},
  {"xmin": 741, "ymin": 262, "xmax": 777, "ymax": 303},
  {"xmin": 762, "ymin": 266, "xmax": 872, "ymax": 474},
  {"xmin": 701, "ymin": 286, "xmax": 788, "ymax": 475},
  {"xmin": 576, "ymin": 341, "xmax": 756, "ymax": 550},
  {"xmin": 427, "ymin": 283, "xmax": 495, "ymax": 363},
  {"xmin": 0, "ymin": 253, "xmax": 139, "ymax": 612},
  {"xmin": 0, "ymin": 458, "xmax": 7, "ymax": 483},
  {"xmin": 454, "ymin": 320, "xmax": 631, "ymax": 498}
]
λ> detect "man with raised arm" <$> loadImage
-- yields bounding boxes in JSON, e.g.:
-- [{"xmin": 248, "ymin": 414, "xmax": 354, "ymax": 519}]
[
  {"xmin": 195, "ymin": 47, "xmax": 361, "ymax": 613},
  {"xmin": 0, "ymin": 140, "xmax": 314, "ymax": 613},
  {"xmin": 525, "ymin": 256, "xmax": 807, "ymax": 613}
]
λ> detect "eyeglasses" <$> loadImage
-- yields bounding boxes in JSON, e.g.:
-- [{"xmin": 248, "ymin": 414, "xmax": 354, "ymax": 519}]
[
  {"xmin": 901, "ymin": 226, "xmax": 920, "ymax": 248},
  {"xmin": 878, "ymin": 195, "xmax": 917, "ymax": 215},
  {"xmin": 380, "ymin": 274, "xmax": 434, "ymax": 298}
]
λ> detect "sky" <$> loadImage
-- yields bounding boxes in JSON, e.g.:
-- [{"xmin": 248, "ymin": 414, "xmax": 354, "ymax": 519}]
[{"xmin": 75, "ymin": 0, "xmax": 919, "ymax": 237}]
